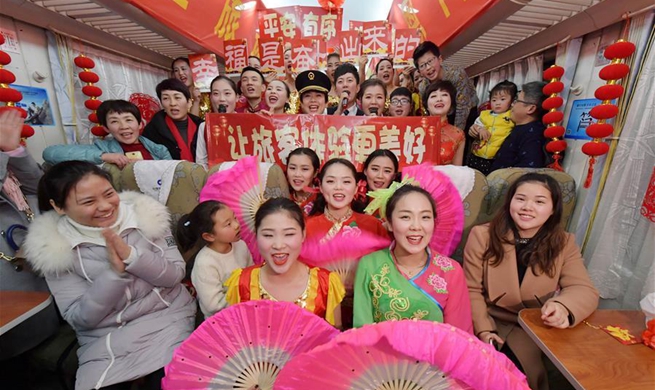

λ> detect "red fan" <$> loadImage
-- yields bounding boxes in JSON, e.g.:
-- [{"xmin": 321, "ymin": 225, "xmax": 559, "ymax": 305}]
[
  {"xmin": 402, "ymin": 164, "xmax": 464, "ymax": 256},
  {"xmin": 200, "ymin": 156, "xmax": 265, "ymax": 263},
  {"xmin": 163, "ymin": 300, "xmax": 339, "ymax": 389},
  {"xmin": 275, "ymin": 320, "xmax": 529, "ymax": 390}
]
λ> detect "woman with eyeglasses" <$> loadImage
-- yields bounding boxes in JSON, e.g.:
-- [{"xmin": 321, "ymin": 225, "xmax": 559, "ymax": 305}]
[{"xmin": 388, "ymin": 87, "xmax": 414, "ymax": 117}]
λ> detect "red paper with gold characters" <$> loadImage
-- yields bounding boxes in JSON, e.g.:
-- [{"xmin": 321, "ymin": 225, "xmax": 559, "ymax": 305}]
[
  {"xmin": 258, "ymin": 38, "xmax": 285, "ymax": 75},
  {"xmin": 338, "ymin": 31, "xmax": 362, "ymax": 64},
  {"xmin": 204, "ymin": 114, "xmax": 443, "ymax": 169},
  {"xmin": 641, "ymin": 166, "xmax": 655, "ymax": 223},
  {"xmin": 297, "ymin": 6, "xmax": 342, "ymax": 51},
  {"xmin": 361, "ymin": 21, "xmax": 391, "ymax": 56},
  {"xmin": 258, "ymin": 6, "xmax": 301, "ymax": 41},
  {"xmin": 394, "ymin": 28, "xmax": 422, "ymax": 67},
  {"xmin": 289, "ymin": 38, "xmax": 319, "ymax": 73},
  {"xmin": 223, "ymin": 39, "xmax": 249, "ymax": 75},
  {"xmin": 188, "ymin": 54, "xmax": 219, "ymax": 93}
]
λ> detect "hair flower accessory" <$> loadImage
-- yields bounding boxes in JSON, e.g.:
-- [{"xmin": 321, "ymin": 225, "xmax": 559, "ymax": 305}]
[{"xmin": 364, "ymin": 178, "xmax": 416, "ymax": 220}]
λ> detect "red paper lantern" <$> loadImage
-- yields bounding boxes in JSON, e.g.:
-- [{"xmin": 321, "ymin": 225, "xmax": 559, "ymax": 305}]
[
  {"xmin": 0, "ymin": 87, "xmax": 22, "ymax": 102},
  {"xmin": 582, "ymin": 142, "xmax": 609, "ymax": 156},
  {"xmin": 88, "ymin": 112, "xmax": 98, "ymax": 123},
  {"xmin": 589, "ymin": 104, "xmax": 619, "ymax": 120},
  {"xmin": 82, "ymin": 85, "xmax": 103, "ymax": 97},
  {"xmin": 79, "ymin": 71, "xmax": 100, "ymax": 83},
  {"xmin": 542, "ymin": 96, "xmax": 564, "ymax": 111},
  {"xmin": 91, "ymin": 125, "xmax": 108, "ymax": 137},
  {"xmin": 85, "ymin": 98, "xmax": 103, "ymax": 110},
  {"xmin": 0, "ymin": 34, "xmax": 4, "ymax": 45},
  {"xmin": 544, "ymin": 125, "xmax": 565, "ymax": 139},
  {"xmin": 543, "ymin": 81, "xmax": 564, "ymax": 95},
  {"xmin": 543, "ymin": 65, "xmax": 564, "ymax": 80},
  {"xmin": 74, "ymin": 56, "xmax": 95, "ymax": 69},
  {"xmin": 546, "ymin": 140, "xmax": 567, "ymax": 153},
  {"xmin": 21, "ymin": 125, "xmax": 35, "ymax": 138},
  {"xmin": 603, "ymin": 40, "xmax": 636, "ymax": 60},
  {"xmin": 585, "ymin": 123, "xmax": 614, "ymax": 139},
  {"xmin": 595, "ymin": 84, "xmax": 624, "ymax": 101},
  {"xmin": 318, "ymin": 0, "xmax": 344, "ymax": 11},
  {"xmin": 0, "ymin": 51, "xmax": 10, "ymax": 66},
  {"xmin": 0, "ymin": 68, "xmax": 16, "ymax": 84},
  {"xmin": 543, "ymin": 111, "xmax": 564, "ymax": 124},
  {"xmin": 599, "ymin": 63, "xmax": 630, "ymax": 81}
]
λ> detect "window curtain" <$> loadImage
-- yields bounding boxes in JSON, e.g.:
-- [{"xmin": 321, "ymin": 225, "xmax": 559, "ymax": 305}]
[
  {"xmin": 46, "ymin": 31, "xmax": 168, "ymax": 145},
  {"xmin": 474, "ymin": 54, "xmax": 543, "ymax": 104},
  {"xmin": 583, "ymin": 14, "xmax": 655, "ymax": 309}
]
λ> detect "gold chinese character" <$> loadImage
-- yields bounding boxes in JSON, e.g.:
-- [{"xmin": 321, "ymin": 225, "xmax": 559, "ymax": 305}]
[{"xmin": 214, "ymin": 0, "xmax": 242, "ymax": 40}]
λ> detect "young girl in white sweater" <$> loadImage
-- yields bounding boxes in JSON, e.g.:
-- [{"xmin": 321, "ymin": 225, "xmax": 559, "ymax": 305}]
[{"xmin": 177, "ymin": 201, "xmax": 253, "ymax": 319}]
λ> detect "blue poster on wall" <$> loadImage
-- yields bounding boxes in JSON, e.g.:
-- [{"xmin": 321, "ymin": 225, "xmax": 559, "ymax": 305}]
[
  {"xmin": 12, "ymin": 84, "xmax": 55, "ymax": 127},
  {"xmin": 565, "ymin": 99, "xmax": 599, "ymax": 140}
]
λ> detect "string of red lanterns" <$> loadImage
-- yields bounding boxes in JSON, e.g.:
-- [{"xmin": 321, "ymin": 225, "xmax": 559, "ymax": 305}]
[
  {"xmin": 74, "ymin": 54, "xmax": 107, "ymax": 137},
  {"xmin": 0, "ymin": 34, "xmax": 35, "ymax": 141},
  {"xmin": 542, "ymin": 65, "xmax": 566, "ymax": 171},
  {"xmin": 582, "ymin": 39, "xmax": 635, "ymax": 188}
]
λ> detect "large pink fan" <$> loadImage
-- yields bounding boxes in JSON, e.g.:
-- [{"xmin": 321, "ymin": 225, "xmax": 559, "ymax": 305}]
[
  {"xmin": 200, "ymin": 156, "xmax": 264, "ymax": 263},
  {"xmin": 162, "ymin": 300, "xmax": 339, "ymax": 389},
  {"xmin": 275, "ymin": 320, "xmax": 529, "ymax": 390},
  {"xmin": 402, "ymin": 164, "xmax": 464, "ymax": 256}
]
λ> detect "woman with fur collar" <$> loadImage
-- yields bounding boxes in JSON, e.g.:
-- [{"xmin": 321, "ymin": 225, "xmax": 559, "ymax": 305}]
[{"xmin": 24, "ymin": 161, "xmax": 195, "ymax": 390}]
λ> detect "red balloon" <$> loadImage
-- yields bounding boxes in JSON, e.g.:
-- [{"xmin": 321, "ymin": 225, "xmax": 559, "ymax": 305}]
[
  {"xmin": 91, "ymin": 125, "xmax": 108, "ymax": 137},
  {"xmin": 0, "ymin": 51, "xmax": 11, "ymax": 66},
  {"xmin": 544, "ymin": 125, "xmax": 565, "ymax": 139},
  {"xmin": 543, "ymin": 65, "xmax": 564, "ymax": 80},
  {"xmin": 586, "ymin": 123, "xmax": 614, "ymax": 138},
  {"xmin": 88, "ymin": 112, "xmax": 99, "ymax": 123},
  {"xmin": 74, "ymin": 56, "xmax": 96, "ymax": 69},
  {"xmin": 542, "ymin": 96, "xmax": 563, "ymax": 110},
  {"xmin": 543, "ymin": 81, "xmax": 564, "ymax": 95},
  {"xmin": 546, "ymin": 140, "xmax": 567, "ymax": 153},
  {"xmin": 0, "ymin": 105, "xmax": 27, "ymax": 118},
  {"xmin": 582, "ymin": 142, "xmax": 609, "ymax": 156},
  {"xmin": 604, "ymin": 41, "xmax": 636, "ymax": 60},
  {"xmin": 85, "ymin": 98, "xmax": 103, "ymax": 110},
  {"xmin": 82, "ymin": 85, "xmax": 103, "ymax": 97},
  {"xmin": 542, "ymin": 111, "xmax": 563, "ymax": 124},
  {"xmin": 0, "ymin": 87, "xmax": 23, "ymax": 102},
  {"xmin": 595, "ymin": 84, "xmax": 624, "ymax": 101},
  {"xmin": 599, "ymin": 63, "xmax": 630, "ymax": 81},
  {"xmin": 79, "ymin": 71, "xmax": 100, "ymax": 83},
  {"xmin": 589, "ymin": 104, "xmax": 619, "ymax": 120},
  {"xmin": 21, "ymin": 125, "xmax": 35, "ymax": 138},
  {"xmin": 0, "ymin": 68, "xmax": 16, "ymax": 84}
]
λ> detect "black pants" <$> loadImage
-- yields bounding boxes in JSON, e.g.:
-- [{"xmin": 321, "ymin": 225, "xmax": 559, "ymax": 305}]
[
  {"xmin": 467, "ymin": 154, "xmax": 494, "ymax": 176},
  {"xmin": 99, "ymin": 368, "xmax": 165, "ymax": 390}
]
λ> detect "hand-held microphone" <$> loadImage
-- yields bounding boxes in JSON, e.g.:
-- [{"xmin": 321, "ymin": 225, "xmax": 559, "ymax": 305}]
[
  {"xmin": 218, "ymin": 104, "xmax": 227, "ymax": 113},
  {"xmin": 369, "ymin": 107, "xmax": 378, "ymax": 115}
]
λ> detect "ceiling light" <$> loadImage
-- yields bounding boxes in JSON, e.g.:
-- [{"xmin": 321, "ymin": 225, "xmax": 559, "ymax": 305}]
[{"xmin": 235, "ymin": 1, "xmax": 257, "ymax": 11}]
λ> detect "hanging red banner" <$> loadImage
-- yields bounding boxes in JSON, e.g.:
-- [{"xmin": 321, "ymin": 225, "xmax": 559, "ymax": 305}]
[
  {"xmin": 289, "ymin": 38, "xmax": 319, "ymax": 73},
  {"xmin": 338, "ymin": 31, "xmax": 362, "ymax": 64},
  {"xmin": 205, "ymin": 114, "xmax": 442, "ymax": 169},
  {"xmin": 349, "ymin": 20, "xmax": 365, "ymax": 32},
  {"xmin": 224, "ymin": 39, "xmax": 249, "ymax": 75},
  {"xmin": 393, "ymin": 28, "xmax": 422, "ymax": 67},
  {"xmin": 361, "ymin": 21, "xmax": 392, "ymax": 56},
  {"xmin": 387, "ymin": 0, "xmax": 498, "ymax": 46},
  {"xmin": 259, "ymin": 37, "xmax": 284, "ymax": 75},
  {"xmin": 258, "ymin": 6, "xmax": 301, "ymax": 41},
  {"xmin": 188, "ymin": 53, "xmax": 220, "ymax": 92}
]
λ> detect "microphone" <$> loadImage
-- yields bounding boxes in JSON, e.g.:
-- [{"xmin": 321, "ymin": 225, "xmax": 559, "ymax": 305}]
[
  {"xmin": 218, "ymin": 104, "xmax": 227, "ymax": 113},
  {"xmin": 369, "ymin": 107, "xmax": 378, "ymax": 115}
]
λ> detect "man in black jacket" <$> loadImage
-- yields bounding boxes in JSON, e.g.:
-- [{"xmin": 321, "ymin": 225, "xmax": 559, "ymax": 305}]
[{"xmin": 328, "ymin": 63, "xmax": 364, "ymax": 116}]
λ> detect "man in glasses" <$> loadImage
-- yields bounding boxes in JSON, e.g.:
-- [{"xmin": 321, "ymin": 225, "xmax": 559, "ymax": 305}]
[
  {"xmin": 490, "ymin": 81, "xmax": 549, "ymax": 172},
  {"xmin": 412, "ymin": 41, "xmax": 478, "ymax": 130}
]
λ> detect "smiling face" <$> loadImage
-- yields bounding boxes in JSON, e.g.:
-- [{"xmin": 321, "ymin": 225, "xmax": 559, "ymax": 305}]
[
  {"xmin": 426, "ymin": 88, "xmax": 452, "ymax": 118},
  {"xmin": 105, "ymin": 111, "xmax": 140, "ymax": 145},
  {"xmin": 265, "ymin": 80, "xmax": 288, "ymax": 112},
  {"xmin": 361, "ymin": 85, "xmax": 386, "ymax": 116},
  {"xmin": 300, "ymin": 91, "xmax": 327, "ymax": 114},
  {"xmin": 53, "ymin": 174, "xmax": 121, "ymax": 228},
  {"xmin": 286, "ymin": 154, "xmax": 316, "ymax": 193},
  {"xmin": 376, "ymin": 60, "xmax": 394, "ymax": 86},
  {"xmin": 335, "ymin": 72, "xmax": 359, "ymax": 106},
  {"xmin": 172, "ymin": 59, "xmax": 192, "ymax": 88},
  {"xmin": 365, "ymin": 156, "xmax": 396, "ymax": 190},
  {"xmin": 319, "ymin": 162, "xmax": 357, "ymax": 213},
  {"xmin": 509, "ymin": 182, "xmax": 554, "ymax": 238},
  {"xmin": 205, "ymin": 207, "xmax": 241, "ymax": 244},
  {"xmin": 491, "ymin": 90, "xmax": 512, "ymax": 114},
  {"xmin": 210, "ymin": 78, "xmax": 237, "ymax": 113},
  {"xmin": 326, "ymin": 56, "xmax": 340, "ymax": 80},
  {"xmin": 240, "ymin": 70, "xmax": 264, "ymax": 100},
  {"xmin": 388, "ymin": 192, "xmax": 435, "ymax": 257},
  {"xmin": 389, "ymin": 95, "xmax": 412, "ymax": 117},
  {"xmin": 416, "ymin": 52, "xmax": 442, "ymax": 82},
  {"xmin": 257, "ymin": 210, "xmax": 305, "ymax": 274},
  {"xmin": 161, "ymin": 90, "xmax": 190, "ymax": 121}
]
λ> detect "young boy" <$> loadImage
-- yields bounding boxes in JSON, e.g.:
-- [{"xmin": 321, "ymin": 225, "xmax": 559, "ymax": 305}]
[
  {"xmin": 143, "ymin": 78, "xmax": 203, "ymax": 161},
  {"xmin": 43, "ymin": 99, "xmax": 171, "ymax": 169},
  {"xmin": 468, "ymin": 80, "xmax": 517, "ymax": 175},
  {"xmin": 328, "ymin": 63, "xmax": 363, "ymax": 116}
]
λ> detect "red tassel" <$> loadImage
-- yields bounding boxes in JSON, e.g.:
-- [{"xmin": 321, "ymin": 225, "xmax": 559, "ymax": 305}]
[
  {"xmin": 547, "ymin": 154, "xmax": 564, "ymax": 172},
  {"xmin": 584, "ymin": 157, "xmax": 597, "ymax": 188}
]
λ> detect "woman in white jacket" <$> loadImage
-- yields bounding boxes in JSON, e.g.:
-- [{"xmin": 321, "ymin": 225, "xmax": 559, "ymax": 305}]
[{"xmin": 24, "ymin": 160, "xmax": 195, "ymax": 390}]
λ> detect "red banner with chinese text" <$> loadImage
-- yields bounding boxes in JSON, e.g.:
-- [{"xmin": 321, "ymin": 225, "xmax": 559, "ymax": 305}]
[
  {"xmin": 393, "ymin": 29, "xmax": 422, "ymax": 67},
  {"xmin": 349, "ymin": 20, "xmax": 365, "ymax": 32},
  {"xmin": 188, "ymin": 54, "xmax": 219, "ymax": 92},
  {"xmin": 361, "ymin": 21, "xmax": 391, "ymax": 56},
  {"xmin": 224, "ymin": 39, "xmax": 249, "ymax": 75},
  {"xmin": 387, "ymin": 0, "xmax": 498, "ymax": 46},
  {"xmin": 298, "ymin": 7, "xmax": 342, "ymax": 51},
  {"xmin": 338, "ymin": 31, "xmax": 362, "ymax": 64},
  {"xmin": 290, "ymin": 38, "xmax": 319, "ymax": 73},
  {"xmin": 205, "ymin": 114, "xmax": 443, "ymax": 169},
  {"xmin": 258, "ymin": 6, "xmax": 301, "ymax": 41},
  {"xmin": 259, "ymin": 38, "xmax": 284, "ymax": 75}
]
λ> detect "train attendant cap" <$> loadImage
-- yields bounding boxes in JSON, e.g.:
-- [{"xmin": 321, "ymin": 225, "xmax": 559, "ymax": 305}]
[{"xmin": 295, "ymin": 70, "xmax": 331, "ymax": 95}]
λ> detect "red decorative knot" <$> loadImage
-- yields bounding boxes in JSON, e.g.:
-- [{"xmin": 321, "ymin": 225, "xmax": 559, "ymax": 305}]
[
  {"xmin": 0, "ymin": 49, "xmax": 34, "ymax": 141},
  {"xmin": 75, "ymin": 55, "xmax": 106, "ymax": 137},
  {"xmin": 541, "ymin": 65, "xmax": 566, "ymax": 171},
  {"xmin": 582, "ymin": 38, "xmax": 635, "ymax": 188}
]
